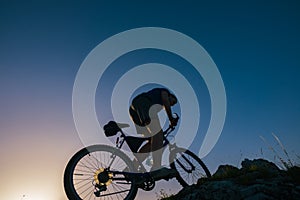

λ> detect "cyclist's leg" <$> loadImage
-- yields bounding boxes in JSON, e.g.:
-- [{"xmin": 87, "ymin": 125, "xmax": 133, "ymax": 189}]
[
  {"xmin": 134, "ymin": 139, "xmax": 151, "ymax": 162},
  {"xmin": 148, "ymin": 117, "xmax": 163, "ymax": 170},
  {"xmin": 128, "ymin": 106, "xmax": 149, "ymax": 171}
]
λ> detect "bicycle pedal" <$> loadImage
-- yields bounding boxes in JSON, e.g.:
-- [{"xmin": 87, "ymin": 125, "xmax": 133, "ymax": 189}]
[
  {"xmin": 94, "ymin": 190, "xmax": 101, "ymax": 197},
  {"xmin": 150, "ymin": 168, "xmax": 178, "ymax": 181}
]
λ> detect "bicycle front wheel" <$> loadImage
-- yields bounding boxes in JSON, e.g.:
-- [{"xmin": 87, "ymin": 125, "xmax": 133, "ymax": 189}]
[
  {"xmin": 169, "ymin": 147, "xmax": 211, "ymax": 187},
  {"xmin": 64, "ymin": 145, "xmax": 137, "ymax": 200}
]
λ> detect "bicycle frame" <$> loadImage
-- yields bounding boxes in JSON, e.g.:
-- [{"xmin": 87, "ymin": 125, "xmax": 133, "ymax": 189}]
[
  {"xmin": 104, "ymin": 125, "xmax": 176, "ymax": 176},
  {"xmin": 116, "ymin": 126, "xmax": 175, "ymax": 153}
]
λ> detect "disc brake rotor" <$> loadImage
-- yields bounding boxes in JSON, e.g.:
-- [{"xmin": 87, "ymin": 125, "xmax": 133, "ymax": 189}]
[{"xmin": 94, "ymin": 168, "xmax": 113, "ymax": 186}]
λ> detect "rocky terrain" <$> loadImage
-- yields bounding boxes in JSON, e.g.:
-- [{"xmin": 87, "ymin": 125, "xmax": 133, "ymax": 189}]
[{"xmin": 164, "ymin": 159, "xmax": 300, "ymax": 200}]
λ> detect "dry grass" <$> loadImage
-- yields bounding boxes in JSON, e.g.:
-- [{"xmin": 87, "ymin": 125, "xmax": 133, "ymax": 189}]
[{"xmin": 260, "ymin": 133, "xmax": 296, "ymax": 170}]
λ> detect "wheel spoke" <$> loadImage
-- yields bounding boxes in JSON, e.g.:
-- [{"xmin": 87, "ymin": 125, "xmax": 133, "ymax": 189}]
[{"xmin": 64, "ymin": 145, "xmax": 137, "ymax": 199}]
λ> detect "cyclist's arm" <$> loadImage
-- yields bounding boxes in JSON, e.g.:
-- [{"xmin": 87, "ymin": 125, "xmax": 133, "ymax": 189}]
[{"xmin": 161, "ymin": 90, "xmax": 173, "ymax": 120}]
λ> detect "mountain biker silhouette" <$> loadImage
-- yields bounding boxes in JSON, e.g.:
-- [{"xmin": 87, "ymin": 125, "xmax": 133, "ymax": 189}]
[
  {"xmin": 64, "ymin": 89, "xmax": 211, "ymax": 199},
  {"xmin": 129, "ymin": 88, "xmax": 178, "ymax": 170}
]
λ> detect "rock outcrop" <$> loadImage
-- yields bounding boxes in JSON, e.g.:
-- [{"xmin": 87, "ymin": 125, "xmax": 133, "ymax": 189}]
[{"xmin": 164, "ymin": 159, "xmax": 300, "ymax": 200}]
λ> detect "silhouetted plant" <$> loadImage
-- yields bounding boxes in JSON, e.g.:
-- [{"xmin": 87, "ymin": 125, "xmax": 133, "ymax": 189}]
[
  {"xmin": 156, "ymin": 189, "xmax": 174, "ymax": 200},
  {"xmin": 260, "ymin": 133, "xmax": 294, "ymax": 170}
]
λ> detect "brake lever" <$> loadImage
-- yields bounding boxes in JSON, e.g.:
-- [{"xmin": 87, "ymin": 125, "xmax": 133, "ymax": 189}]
[
  {"xmin": 172, "ymin": 113, "xmax": 180, "ymax": 126},
  {"xmin": 173, "ymin": 113, "xmax": 179, "ymax": 120},
  {"xmin": 165, "ymin": 113, "xmax": 179, "ymax": 135}
]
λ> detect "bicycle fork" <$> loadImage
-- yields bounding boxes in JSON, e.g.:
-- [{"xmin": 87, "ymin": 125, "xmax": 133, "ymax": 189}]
[{"xmin": 170, "ymin": 144, "xmax": 195, "ymax": 173}]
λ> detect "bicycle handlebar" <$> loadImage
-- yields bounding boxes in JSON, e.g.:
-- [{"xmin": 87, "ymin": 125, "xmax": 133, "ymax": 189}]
[{"xmin": 164, "ymin": 113, "xmax": 179, "ymax": 136}]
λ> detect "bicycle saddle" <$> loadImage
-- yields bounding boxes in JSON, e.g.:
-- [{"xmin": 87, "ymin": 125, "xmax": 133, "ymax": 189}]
[{"xmin": 104, "ymin": 121, "xmax": 129, "ymax": 137}]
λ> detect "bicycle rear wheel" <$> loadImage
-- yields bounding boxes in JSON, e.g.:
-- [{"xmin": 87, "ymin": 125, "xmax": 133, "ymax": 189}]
[
  {"xmin": 169, "ymin": 147, "xmax": 211, "ymax": 187},
  {"xmin": 64, "ymin": 145, "xmax": 137, "ymax": 200}
]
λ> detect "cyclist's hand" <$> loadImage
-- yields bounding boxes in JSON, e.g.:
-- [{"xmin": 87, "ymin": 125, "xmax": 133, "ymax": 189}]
[{"xmin": 170, "ymin": 117, "xmax": 178, "ymax": 127}]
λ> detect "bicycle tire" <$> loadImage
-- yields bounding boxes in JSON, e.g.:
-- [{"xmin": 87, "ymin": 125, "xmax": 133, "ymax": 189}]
[
  {"xmin": 169, "ymin": 147, "xmax": 211, "ymax": 187},
  {"xmin": 64, "ymin": 144, "xmax": 138, "ymax": 200}
]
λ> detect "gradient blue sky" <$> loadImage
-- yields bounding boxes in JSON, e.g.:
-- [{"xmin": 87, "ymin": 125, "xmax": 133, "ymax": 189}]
[{"xmin": 1, "ymin": 1, "xmax": 300, "ymax": 199}]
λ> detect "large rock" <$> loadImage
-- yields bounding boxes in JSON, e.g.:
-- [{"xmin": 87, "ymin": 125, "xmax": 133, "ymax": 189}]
[{"xmin": 163, "ymin": 159, "xmax": 300, "ymax": 200}]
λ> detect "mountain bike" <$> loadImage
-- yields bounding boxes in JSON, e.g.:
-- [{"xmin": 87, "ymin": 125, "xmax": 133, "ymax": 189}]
[{"xmin": 64, "ymin": 114, "xmax": 211, "ymax": 200}]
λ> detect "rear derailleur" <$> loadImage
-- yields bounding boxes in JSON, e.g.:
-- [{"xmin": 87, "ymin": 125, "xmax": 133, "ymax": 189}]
[{"xmin": 94, "ymin": 184, "xmax": 107, "ymax": 197}]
